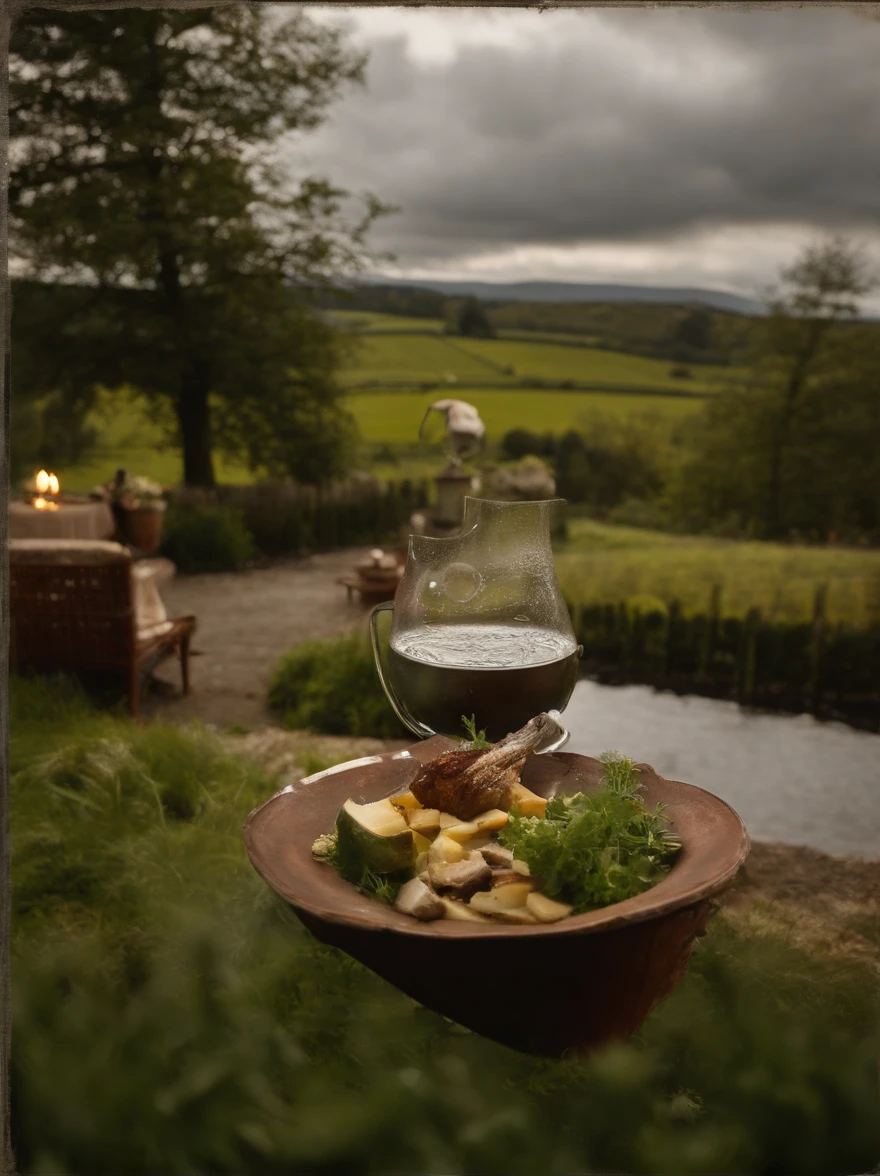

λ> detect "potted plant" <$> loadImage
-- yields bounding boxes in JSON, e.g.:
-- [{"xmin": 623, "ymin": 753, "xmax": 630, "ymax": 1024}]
[{"xmin": 104, "ymin": 470, "xmax": 167, "ymax": 553}]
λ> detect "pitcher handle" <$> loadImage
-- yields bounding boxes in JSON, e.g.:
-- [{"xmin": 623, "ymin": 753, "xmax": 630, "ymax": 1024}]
[{"xmin": 369, "ymin": 602, "xmax": 436, "ymax": 741}]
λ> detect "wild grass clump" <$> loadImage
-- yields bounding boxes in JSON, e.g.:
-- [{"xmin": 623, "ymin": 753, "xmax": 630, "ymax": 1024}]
[
  {"xmin": 9, "ymin": 674, "xmax": 880, "ymax": 1174},
  {"xmin": 268, "ymin": 631, "xmax": 407, "ymax": 740},
  {"xmin": 161, "ymin": 500, "xmax": 256, "ymax": 573}
]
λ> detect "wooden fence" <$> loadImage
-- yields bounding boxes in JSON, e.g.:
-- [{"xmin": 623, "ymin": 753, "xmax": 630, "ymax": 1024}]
[{"xmin": 568, "ymin": 584, "xmax": 880, "ymax": 731}]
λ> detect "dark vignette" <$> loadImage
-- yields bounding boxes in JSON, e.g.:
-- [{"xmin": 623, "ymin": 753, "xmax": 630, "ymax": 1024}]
[{"xmin": 0, "ymin": 2, "xmax": 877, "ymax": 1175}]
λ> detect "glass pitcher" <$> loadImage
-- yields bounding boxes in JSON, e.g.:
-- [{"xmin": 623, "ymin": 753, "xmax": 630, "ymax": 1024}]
[{"xmin": 370, "ymin": 497, "xmax": 581, "ymax": 746}]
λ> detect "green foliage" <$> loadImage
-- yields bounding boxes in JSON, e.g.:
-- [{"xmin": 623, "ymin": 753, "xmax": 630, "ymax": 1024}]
[
  {"xmin": 10, "ymin": 676, "xmax": 880, "ymax": 1174},
  {"xmin": 498, "ymin": 752, "xmax": 680, "ymax": 913},
  {"xmin": 462, "ymin": 714, "xmax": 491, "ymax": 749},
  {"xmin": 161, "ymin": 501, "xmax": 255, "ymax": 573},
  {"xmin": 669, "ymin": 239, "xmax": 880, "ymax": 541},
  {"xmin": 451, "ymin": 295, "xmax": 496, "ymax": 339},
  {"xmin": 268, "ymin": 631, "xmax": 407, "ymax": 739},
  {"xmin": 10, "ymin": 8, "xmax": 388, "ymax": 487},
  {"xmin": 553, "ymin": 411, "xmax": 670, "ymax": 513}
]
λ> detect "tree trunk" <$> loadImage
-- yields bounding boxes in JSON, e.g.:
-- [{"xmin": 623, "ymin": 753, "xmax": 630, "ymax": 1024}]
[
  {"xmin": 764, "ymin": 320, "xmax": 825, "ymax": 537},
  {"xmin": 177, "ymin": 374, "xmax": 216, "ymax": 488}
]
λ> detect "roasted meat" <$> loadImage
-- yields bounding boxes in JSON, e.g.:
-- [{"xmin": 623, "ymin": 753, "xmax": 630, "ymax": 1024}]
[{"xmin": 410, "ymin": 712, "xmax": 564, "ymax": 820}]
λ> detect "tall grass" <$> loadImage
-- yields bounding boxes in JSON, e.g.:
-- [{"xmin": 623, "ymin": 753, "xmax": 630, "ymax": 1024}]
[
  {"xmin": 10, "ymin": 674, "xmax": 880, "ymax": 1174},
  {"xmin": 557, "ymin": 519, "xmax": 880, "ymax": 626}
]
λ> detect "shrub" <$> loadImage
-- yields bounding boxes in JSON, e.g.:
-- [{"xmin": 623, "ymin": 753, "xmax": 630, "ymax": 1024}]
[
  {"xmin": 161, "ymin": 501, "xmax": 255, "ymax": 573},
  {"xmin": 670, "ymin": 365, "xmax": 693, "ymax": 379},
  {"xmin": 268, "ymin": 630, "xmax": 408, "ymax": 739}
]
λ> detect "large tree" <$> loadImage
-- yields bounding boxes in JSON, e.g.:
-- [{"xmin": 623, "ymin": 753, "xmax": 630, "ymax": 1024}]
[
  {"xmin": 9, "ymin": 7, "xmax": 388, "ymax": 487},
  {"xmin": 670, "ymin": 238, "xmax": 879, "ymax": 540}
]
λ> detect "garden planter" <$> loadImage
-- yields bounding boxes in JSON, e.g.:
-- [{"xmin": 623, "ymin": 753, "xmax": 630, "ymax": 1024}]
[
  {"xmin": 120, "ymin": 506, "xmax": 165, "ymax": 553},
  {"xmin": 243, "ymin": 736, "xmax": 749, "ymax": 1057}
]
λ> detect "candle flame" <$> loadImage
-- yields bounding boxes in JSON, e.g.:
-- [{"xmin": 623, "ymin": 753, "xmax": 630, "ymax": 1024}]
[
  {"xmin": 35, "ymin": 470, "xmax": 50, "ymax": 494},
  {"xmin": 47, "ymin": 473, "xmax": 59, "ymax": 495},
  {"xmin": 33, "ymin": 497, "xmax": 59, "ymax": 512}
]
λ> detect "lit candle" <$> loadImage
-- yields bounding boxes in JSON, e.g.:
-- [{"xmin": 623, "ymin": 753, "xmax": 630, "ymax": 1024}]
[
  {"xmin": 47, "ymin": 473, "xmax": 59, "ymax": 496},
  {"xmin": 35, "ymin": 470, "xmax": 50, "ymax": 494}
]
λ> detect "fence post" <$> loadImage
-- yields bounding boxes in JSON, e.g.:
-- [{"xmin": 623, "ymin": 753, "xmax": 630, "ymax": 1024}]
[
  {"xmin": 807, "ymin": 583, "xmax": 828, "ymax": 714},
  {"xmin": 699, "ymin": 584, "xmax": 721, "ymax": 683},
  {"xmin": 737, "ymin": 607, "xmax": 760, "ymax": 705},
  {"xmin": 664, "ymin": 599, "xmax": 681, "ymax": 684}
]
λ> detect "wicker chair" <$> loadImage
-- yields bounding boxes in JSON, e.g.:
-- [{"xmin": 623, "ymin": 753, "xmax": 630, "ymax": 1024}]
[{"xmin": 9, "ymin": 539, "xmax": 196, "ymax": 718}]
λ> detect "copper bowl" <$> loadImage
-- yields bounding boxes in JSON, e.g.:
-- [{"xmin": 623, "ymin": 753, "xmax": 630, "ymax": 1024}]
[{"xmin": 243, "ymin": 736, "xmax": 749, "ymax": 1057}]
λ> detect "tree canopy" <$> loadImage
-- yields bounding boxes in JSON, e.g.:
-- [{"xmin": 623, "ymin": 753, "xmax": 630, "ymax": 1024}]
[
  {"xmin": 10, "ymin": 6, "xmax": 390, "ymax": 486},
  {"xmin": 670, "ymin": 238, "xmax": 880, "ymax": 540}
]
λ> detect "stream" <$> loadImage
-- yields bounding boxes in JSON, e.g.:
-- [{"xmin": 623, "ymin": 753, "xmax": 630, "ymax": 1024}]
[{"xmin": 564, "ymin": 679, "xmax": 880, "ymax": 859}]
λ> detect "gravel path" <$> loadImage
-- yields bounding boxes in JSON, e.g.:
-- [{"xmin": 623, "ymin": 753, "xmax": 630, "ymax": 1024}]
[{"xmin": 142, "ymin": 548, "xmax": 375, "ymax": 729}]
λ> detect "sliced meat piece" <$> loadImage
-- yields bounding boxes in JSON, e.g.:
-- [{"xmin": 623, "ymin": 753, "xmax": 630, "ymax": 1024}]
[{"xmin": 428, "ymin": 856, "xmax": 493, "ymax": 900}]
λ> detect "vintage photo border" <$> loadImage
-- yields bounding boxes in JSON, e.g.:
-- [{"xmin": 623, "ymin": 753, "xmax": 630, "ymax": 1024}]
[{"xmin": 1, "ymin": 1, "xmax": 878, "ymax": 1171}]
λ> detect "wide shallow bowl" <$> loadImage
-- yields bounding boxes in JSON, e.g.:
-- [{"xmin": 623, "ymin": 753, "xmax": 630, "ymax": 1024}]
[{"xmin": 243, "ymin": 736, "xmax": 749, "ymax": 1057}]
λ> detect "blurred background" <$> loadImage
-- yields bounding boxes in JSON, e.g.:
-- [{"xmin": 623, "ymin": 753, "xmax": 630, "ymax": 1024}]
[{"xmin": 7, "ymin": 6, "xmax": 880, "ymax": 1173}]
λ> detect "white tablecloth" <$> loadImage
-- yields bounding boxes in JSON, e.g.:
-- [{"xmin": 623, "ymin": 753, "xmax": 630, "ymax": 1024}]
[{"xmin": 8, "ymin": 501, "xmax": 115, "ymax": 541}]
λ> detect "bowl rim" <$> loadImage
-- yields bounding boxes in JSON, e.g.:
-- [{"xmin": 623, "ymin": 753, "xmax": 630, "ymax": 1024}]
[{"xmin": 243, "ymin": 738, "xmax": 751, "ymax": 941}]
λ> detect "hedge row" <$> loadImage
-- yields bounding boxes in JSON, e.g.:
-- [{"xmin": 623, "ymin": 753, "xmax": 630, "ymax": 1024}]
[{"xmin": 162, "ymin": 477, "xmax": 430, "ymax": 572}]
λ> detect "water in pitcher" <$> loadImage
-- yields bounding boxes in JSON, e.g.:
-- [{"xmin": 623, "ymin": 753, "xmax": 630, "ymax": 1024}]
[{"xmin": 388, "ymin": 622, "xmax": 580, "ymax": 741}]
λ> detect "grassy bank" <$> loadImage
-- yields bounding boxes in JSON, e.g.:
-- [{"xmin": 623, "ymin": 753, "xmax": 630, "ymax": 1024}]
[
  {"xmin": 557, "ymin": 519, "xmax": 880, "ymax": 627},
  {"xmin": 9, "ymin": 674, "xmax": 880, "ymax": 1174}
]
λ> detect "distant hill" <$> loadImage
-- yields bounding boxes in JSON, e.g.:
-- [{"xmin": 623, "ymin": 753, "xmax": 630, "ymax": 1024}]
[{"xmin": 362, "ymin": 276, "xmax": 765, "ymax": 316}]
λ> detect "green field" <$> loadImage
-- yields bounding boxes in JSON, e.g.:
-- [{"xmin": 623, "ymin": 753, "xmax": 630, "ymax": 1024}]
[
  {"xmin": 60, "ymin": 398, "xmax": 253, "ymax": 493},
  {"xmin": 349, "ymin": 388, "xmax": 698, "ymax": 445},
  {"xmin": 556, "ymin": 518, "xmax": 880, "ymax": 626},
  {"xmin": 339, "ymin": 333, "xmax": 504, "ymax": 387},
  {"xmin": 60, "ymin": 310, "xmax": 721, "ymax": 491},
  {"xmin": 337, "ymin": 316, "xmax": 734, "ymax": 395},
  {"xmin": 328, "ymin": 309, "xmax": 445, "ymax": 334},
  {"xmin": 445, "ymin": 338, "xmax": 730, "ymax": 392}
]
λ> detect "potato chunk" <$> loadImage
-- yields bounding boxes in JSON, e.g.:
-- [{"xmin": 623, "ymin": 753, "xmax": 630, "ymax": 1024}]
[
  {"xmin": 440, "ymin": 898, "xmax": 491, "ymax": 923},
  {"xmin": 469, "ymin": 881, "xmax": 534, "ymax": 914},
  {"xmin": 428, "ymin": 833, "xmax": 467, "ymax": 865},
  {"xmin": 406, "ymin": 808, "xmax": 441, "ymax": 836},
  {"xmin": 507, "ymin": 783, "xmax": 548, "ymax": 819},
  {"xmin": 526, "ymin": 892, "xmax": 573, "ymax": 923}
]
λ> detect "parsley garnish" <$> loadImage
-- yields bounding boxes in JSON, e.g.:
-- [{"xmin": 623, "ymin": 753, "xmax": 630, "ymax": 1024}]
[
  {"xmin": 497, "ymin": 751, "xmax": 681, "ymax": 914},
  {"xmin": 461, "ymin": 714, "xmax": 491, "ymax": 749}
]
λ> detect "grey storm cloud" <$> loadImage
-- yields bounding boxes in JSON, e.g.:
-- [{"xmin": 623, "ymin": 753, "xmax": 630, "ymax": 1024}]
[{"xmin": 292, "ymin": 8, "xmax": 880, "ymax": 265}]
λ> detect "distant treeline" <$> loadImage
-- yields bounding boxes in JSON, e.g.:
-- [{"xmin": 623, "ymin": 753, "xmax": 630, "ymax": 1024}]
[
  {"xmin": 569, "ymin": 588, "xmax": 880, "ymax": 732},
  {"xmin": 319, "ymin": 281, "xmax": 755, "ymax": 366}
]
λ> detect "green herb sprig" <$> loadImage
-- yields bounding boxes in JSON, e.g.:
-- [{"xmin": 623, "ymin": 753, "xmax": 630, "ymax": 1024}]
[
  {"xmin": 461, "ymin": 715, "xmax": 491, "ymax": 750},
  {"xmin": 497, "ymin": 751, "xmax": 681, "ymax": 914}
]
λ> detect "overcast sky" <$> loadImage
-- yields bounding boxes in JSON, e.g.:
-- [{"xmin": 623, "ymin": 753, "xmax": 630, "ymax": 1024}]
[{"xmin": 291, "ymin": 5, "xmax": 880, "ymax": 306}]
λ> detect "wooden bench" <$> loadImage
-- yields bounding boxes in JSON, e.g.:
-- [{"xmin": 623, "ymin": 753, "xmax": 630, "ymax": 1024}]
[{"xmin": 9, "ymin": 539, "xmax": 196, "ymax": 718}]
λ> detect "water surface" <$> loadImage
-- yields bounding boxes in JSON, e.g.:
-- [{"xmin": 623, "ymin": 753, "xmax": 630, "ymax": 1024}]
[{"xmin": 564, "ymin": 680, "xmax": 880, "ymax": 859}]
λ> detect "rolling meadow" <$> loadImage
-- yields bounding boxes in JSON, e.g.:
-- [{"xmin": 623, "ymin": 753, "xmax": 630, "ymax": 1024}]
[{"xmin": 61, "ymin": 308, "xmax": 880, "ymax": 635}]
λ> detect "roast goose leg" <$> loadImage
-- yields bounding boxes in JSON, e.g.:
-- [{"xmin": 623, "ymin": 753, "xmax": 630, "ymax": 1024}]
[{"xmin": 410, "ymin": 712, "xmax": 565, "ymax": 821}]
